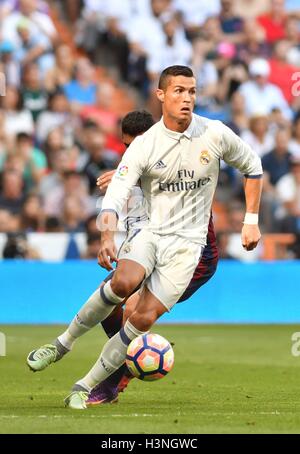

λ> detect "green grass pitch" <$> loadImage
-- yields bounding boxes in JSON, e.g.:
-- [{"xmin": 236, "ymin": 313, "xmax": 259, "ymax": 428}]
[{"xmin": 0, "ymin": 324, "xmax": 300, "ymax": 434}]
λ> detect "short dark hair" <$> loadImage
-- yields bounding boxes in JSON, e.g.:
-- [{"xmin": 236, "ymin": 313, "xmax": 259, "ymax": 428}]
[
  {"xmin": 121, "ymin": 110, "xmax": 154, "ymax": 137},
  {"xmin": 158, "ymin": 65, "xmax": 194, "ymax": 90}
]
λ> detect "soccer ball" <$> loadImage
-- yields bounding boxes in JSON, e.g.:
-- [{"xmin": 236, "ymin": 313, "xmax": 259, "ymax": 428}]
[{"xmin": 125, "ymin": 333, "xmax": 174, "ymax": 381}]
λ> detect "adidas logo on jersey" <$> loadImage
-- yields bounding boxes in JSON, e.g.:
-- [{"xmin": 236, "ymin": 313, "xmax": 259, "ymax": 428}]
[{"xmin": 155, "ymin": 160, "xmax": 167, "ymax": 169}]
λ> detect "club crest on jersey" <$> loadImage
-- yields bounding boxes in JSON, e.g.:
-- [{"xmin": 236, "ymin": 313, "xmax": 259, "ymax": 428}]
[
  {"xmin": 122, "ymin": 243, "xmax": 131, "ymax": 254},
  {"xmin": 199, "ymin": 150, "xmax": 210, "ymax": 165},
  {"xmin": 117, "ymin": 165, "xmax": 129, "ymax": 177}
]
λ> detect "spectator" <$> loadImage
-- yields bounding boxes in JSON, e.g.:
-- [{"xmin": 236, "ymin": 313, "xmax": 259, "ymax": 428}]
[
  {"xmin": 64, "ymin": 0, "xmax": 82, "ymax": 25},
  {"xmin": 217, "ymin": 57, "xmax": 248, "ymax": 104},
  {"xmin": 14, "ymin": 16, "xmax": 55, "ymax": 75},
  {"xmin": 75, "ymin": 0, "xmax": 149, "ymax": 75},
  {"xmin": 289, "ymin": 116, "xmax": 300, "ymax": 158},
  {"xmin": 192, "ymin": 41, "xmax": 218, "ymax": 114},
  {"xmin": 62, "ymin": 195, "xmax": 86, "ymax": 233},
  {"xmin": 1, "ymin": 153, "xmax": 25, "ymax": 175},
  {"xmin": 39, "ymin": 148, "xmax": 72, "ymax": 198},
  {"xmin": 226, "ymin": 91, "xmax": 249, "ymax": 136},
  {"xmin": 241, "ymin": 113, "xmax": 274, "ymax": 158},
  {"xmin": 174, "ymin": 0, "xmax": 221, "ymax": 39},
  {"xmin": 21, "ymin": 62, "xmax": 48, "ymax": 122},
  {"xmin": 0, "ymin": 39, "xmax": 20, "ymax": 86},
  {"xmin": 147, "ymin": 13, "xmax": 193, "ymax": 83},
  {"xmin": 276, "ymin": 155, "xmax": 300, "ymax": 233},
  {"xmin": 80, "ymin": 83, "xmax": 120, "ymax": 136},
  {"xmin": 44, "ymin": 216, "xmax": 63, "ymax": 233},
  {"xmin": 2, "ymin": 0, "xmax": 57, "ymax": 48},
  {"xmin": 43, "ymin": 127, "xmax": 66, "ymax": 156},
  {"xmin": 257, "ymin": 0, "xmax": 287, "ymax": 44},
  {"xmin": 236, "ymin": 18, "xmax": 271, "ymax": 65},
  {"xmin": 126, "ymin": 0, "xmax": 172, "ymax": 90},
  {"xmin": 44, "ymin": 44, "xmax": 76, "ymax": 92},
  {"xmin": 74, "ymin": 0, "xmax": 108, "ymax": 56},
  {"xmin": 194, "ymin": 16, "xmax": 223, "ymax": 59},
  {"xmin": 239, "ymin": 58, "xmax": 292, "ymax": 120},
  {"xmin": 2, "ymin": 232, "xmax": 40, "ymax": 259},
  {"xmin": 81, "ymin": 232, "xmax": 101, "ymax": 259},
  {"xmin": 0, "ymin": 208, "xmax": 18, "ymax": 233},
  {"xmin": 219, "ymin": 0, "xmax": 244, "ymax": 44},
  {"xmin": 43, "ymin": 170, "xmax": 94, "ymax": 219},
  {"xmin": 36, "ymin": 89, "xmax": 71, "ymax": 144},
  {"xmin": 0, "ymin": 85, "xmax": 34, "ymax": 138},
  {"xmin": 268, "ymin": 39, "xmax": 299, "ymax": 106},
  {"xmin": 20, "ymin": 193, "xmax": 44, "ymax": 231},
  {"xmin": 80, "ymin": 83, "xmax": 125, "ymax": 155},
  {"xmin": 14, "ymin": 132, "xmax": 47, "ymax": 189},
  {"xmin": 85, "ymin": 214, "xmax": 99, "ymax": 236},
  {"xmin": 262, "ymin": 127, "xmax": 292, "ymax": 188},
  {"xmin": 285, "ymin": 16, "xmax": 300, "ymax": 67},
  {"xmin": 214, "ymin": 41, "xmax": 237, "ymax": 73},
  {"xmin": 63, "ymin": 58, "xmax": 97, "ymax": 110},
  {"xmin": 269, "ymin": 107, "xmax": 291, "ymax": 132},
  {"xmin": 0, "ymin": 169, "xmax": 25, "ymax": 215},
  {"xmin": 79, "ymin": 122, "xmax": 119, "ymax": 193}
]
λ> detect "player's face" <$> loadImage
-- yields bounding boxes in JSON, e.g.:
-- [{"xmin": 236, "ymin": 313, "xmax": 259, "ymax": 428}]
[{"xmin": 158, "ymin": 76, "xmax": 196, "ymax": 122}]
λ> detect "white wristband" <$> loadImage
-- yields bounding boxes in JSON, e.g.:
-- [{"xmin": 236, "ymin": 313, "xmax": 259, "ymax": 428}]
[{"xmin": 243, "ymin": 213, "xmax": 258, "ymax": 225}]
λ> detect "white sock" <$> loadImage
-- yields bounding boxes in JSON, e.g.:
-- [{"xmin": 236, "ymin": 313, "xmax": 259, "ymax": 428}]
[
  {"xmin": 58, "ymin": 282, "xmax": 124, "ymax": 350},
  {"xmin": 75, "ymin": 320, "xmax": 147, "ymax": 390},
  {"xmin": 57, "ymin": 330, "xmax": 77, "ymax": 351}
]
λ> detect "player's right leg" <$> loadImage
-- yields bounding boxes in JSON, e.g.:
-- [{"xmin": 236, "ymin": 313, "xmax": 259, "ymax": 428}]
[
  {"xmin": 86, "ymin": 291, "xmax": 140, "ymax": 405},
  {"xmin": 65, "ymin": 231, "xmax": 157, "ymax": 408},
  {"xmin": 67, "ymin": 286, "xmax": 167, "ymax": 409}
]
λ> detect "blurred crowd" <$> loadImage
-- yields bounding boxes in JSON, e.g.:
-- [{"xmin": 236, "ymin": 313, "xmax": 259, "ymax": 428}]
[{"xmin": 1, "ymin": 0, "xmax": 300, "ymax": 259}]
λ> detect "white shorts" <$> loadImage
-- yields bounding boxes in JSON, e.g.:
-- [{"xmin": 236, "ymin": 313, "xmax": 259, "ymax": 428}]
[{"xmin": 118, "ymin": 229, "xmax": 203, "ymax": 311}]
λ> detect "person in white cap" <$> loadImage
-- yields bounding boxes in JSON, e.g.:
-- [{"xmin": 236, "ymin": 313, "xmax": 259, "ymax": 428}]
[{"xmin": 239, "ymin": 58, "xmax": 293, "ymax": 121}]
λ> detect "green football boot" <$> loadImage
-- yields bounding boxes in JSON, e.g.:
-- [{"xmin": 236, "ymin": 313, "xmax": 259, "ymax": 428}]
[
  {"xmin": 64, "ymin": 391, "xmax": 89, "ymax": 410},
  {"xmin": 27, "ymin": 343, "xmax": 59, "ymax": 372}
]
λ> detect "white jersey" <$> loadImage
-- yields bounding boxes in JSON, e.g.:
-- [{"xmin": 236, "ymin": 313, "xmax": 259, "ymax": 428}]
[
  {"xmin": 117, "ymin": 186, "xmax": 148, "ymax": 232},
  {"xmin": 102, "ymin": 114, "xmax": 263, "ymax": 245}
]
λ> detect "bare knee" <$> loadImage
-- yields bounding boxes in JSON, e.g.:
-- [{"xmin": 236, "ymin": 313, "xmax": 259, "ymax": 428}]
[
  {"xmin": 111, "ymin": 275, "xmax": 139, "ymax": 298},
  {"xmin": 128, "ymin": 309, "xmax": 158, "ymax": 332},
  {"xmin": 123, "ymin": 294, "xmax": 139, "ymax": 323},
  {"xmin": 123, "ymin": 306, "xmax": 134, "ymax": 324}
]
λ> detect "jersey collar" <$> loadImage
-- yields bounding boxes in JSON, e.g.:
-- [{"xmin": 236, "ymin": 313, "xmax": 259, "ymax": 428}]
[{"xmin": 160, "ymin": 114, "xmax": 195, "ymax": 140}]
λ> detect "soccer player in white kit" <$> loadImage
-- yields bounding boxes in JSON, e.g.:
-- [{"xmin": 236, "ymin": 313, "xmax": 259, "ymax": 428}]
[
  {"xmin": 27, "ymin": 66, "xmax": 262, "ymax": 410},
  {"xmin": 26, "ymin": 109, "xmax": 218, "ymax": 409},
  {"xmin": 61, "ymin": 65, "xmax": 262, "ymax": 408}
]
